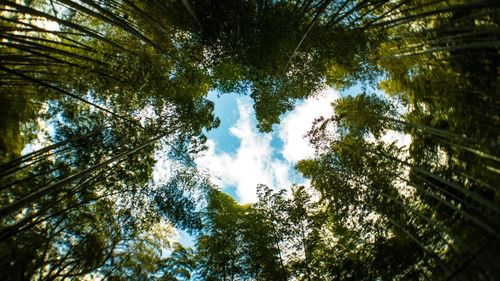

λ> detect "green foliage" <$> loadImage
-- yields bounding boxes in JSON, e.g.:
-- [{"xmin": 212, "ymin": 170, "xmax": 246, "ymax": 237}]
[
  {"xmin": 334, "ymin": 94, "xmax": 395, "ymax": 138},
  {"xmin": 1, "ymin": 0, "xmax": 499, "ymax": 280},
  {"xmin": 195, "ymin": 189, "xmax": 287, "ymax": 280}
]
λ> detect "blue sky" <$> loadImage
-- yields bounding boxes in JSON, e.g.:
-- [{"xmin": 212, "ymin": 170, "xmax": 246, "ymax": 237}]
[{"xmin": 196, "ymin": 87, "xmax": 341, "ymax": 203}]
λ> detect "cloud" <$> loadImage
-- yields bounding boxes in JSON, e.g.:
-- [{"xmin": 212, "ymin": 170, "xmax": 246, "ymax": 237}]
[
  {"xmin": 196, "ymin": 98, "xmax": 291, "ymax": 203},
  {"xmin": 382, "ymin": 130, "xmax": 412, "ymax": 148},
  {"xmin": 195, "ymin": 88, "xmax": 342, "ymax": 204},
  {"xmin": 278, "ymin": 87, "xmax": 340, "ymax": 163}
]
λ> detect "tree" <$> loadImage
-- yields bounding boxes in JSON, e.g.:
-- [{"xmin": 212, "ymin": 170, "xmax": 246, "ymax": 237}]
[
  {"xmin": 195, "ymin": 190, "xmax": 245, "ymax": 280},
  {"xmin": 1, "ymin": 0, "xmax": 499, "ymax": 279}
]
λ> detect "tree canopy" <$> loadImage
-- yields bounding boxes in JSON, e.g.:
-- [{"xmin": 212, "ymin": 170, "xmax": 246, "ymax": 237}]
[{"xmin": 1, "ymin": 0, "xmax": 499, "ymax": 280}]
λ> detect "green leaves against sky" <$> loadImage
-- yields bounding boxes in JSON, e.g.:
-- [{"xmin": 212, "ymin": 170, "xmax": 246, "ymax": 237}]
[{"xmin": 1, "ymin": 0, "xmax": 499, "ymax": 280}]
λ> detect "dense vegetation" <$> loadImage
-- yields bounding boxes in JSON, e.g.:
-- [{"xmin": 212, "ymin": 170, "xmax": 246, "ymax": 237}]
[{"xmin": 1, "ymin": 0, "xmax": 499, "ymax": 280}]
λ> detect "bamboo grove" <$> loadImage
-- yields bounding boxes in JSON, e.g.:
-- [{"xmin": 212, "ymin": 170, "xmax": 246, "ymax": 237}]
[{"xmin": 0, "ymin": 0, "xmax": 499, "ymax": 280}]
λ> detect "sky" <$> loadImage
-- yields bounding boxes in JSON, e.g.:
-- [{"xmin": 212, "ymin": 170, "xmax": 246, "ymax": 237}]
[{"xmin": 195, "ymin": 87, "xmax": 341, "ymax": 204}]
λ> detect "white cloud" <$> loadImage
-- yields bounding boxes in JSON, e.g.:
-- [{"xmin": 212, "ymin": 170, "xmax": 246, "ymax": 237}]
[
  {"xmin": 278, "ymin": 87, "xmax": 340, "ymax": 163},
  {"xmin": 196, "ymin": 98, "xmax": 291, "ymax": 203},
  {"xmin": 196, "ymin": 88, "xmax": 342, "ymax": 204},
  {"xmin": 382, "ymin": 130, "xmax": 412, "ymax": 149}
]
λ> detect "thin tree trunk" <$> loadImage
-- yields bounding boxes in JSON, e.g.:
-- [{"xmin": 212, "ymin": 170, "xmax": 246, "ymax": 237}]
[
  {"xmin": 0, "ymin": 132, "xmax": 167, "ymax": 219},
  {"xmin": 0, "ymin": 65, "xmax": 142, "ymax": 128},
  {"xmin": 0, "ymin": 126, "xmax": 104, "ymax": 174}
]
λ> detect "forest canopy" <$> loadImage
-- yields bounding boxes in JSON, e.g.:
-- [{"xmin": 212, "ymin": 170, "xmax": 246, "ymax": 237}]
[{"xmin": 1, "ymin": 0, "xmax": 499, "ymax": 280}]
